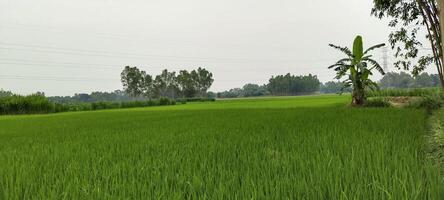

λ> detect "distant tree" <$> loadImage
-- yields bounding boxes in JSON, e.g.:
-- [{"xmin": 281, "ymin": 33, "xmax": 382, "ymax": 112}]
[
  {"xmin": 320, "ymin": 81, "xmax": 351, "ymax": 94},
  {"xmin": 217, "ymin": 88, "xmax": 243, "ymax": 98},
  {"xmin": 379, "ymin": 72, "xmax": 414, "ymax": 88},
  {"xmin": 0, "ymin": 90, "xmax": 13, "ymax": 98},
  {"xmin": 267, "ymin": 73, "xmax": 320, "ymax": 96},
  {"xmin": 328, "ymin": 35, "xmax": 385, "ymax": 106},
  {"xmin": 48, "ymin": 90, "xmax": 144, "ymax": 104},
  {"xmin": 142, "ymin": 74, "xmax": 154, "ymax": 99},
  {"xmin": 192, "ymin": 67, "xmax": 214, "ymax": 97},
  {"xmin": 177, "ymin": 70, "xmax": 198, "ymax": 98},
  {"xmin": 379, "ymin": 71, "xmax": 441, "ymax": 88},
  {"xmin": 153, "ymin": 69, "xmax": 179, "ymax": 98},
  {"xmin": 73, "ymin": 93, "xmax": 93, "ymax": 102},
  {"xmin": 120, "ymin": 66, "xmax": 146, "ymax": 97},
  {"xmin": 414, "ymin": 72, "xmax": 435, "ymax": 88},
  {"xmin": 206, "ymin": 91, "xmax": 216, "ymax": 99},
  {"xmin": 242, "ymin": 84, "xmax": 268, "ymax": 97}
]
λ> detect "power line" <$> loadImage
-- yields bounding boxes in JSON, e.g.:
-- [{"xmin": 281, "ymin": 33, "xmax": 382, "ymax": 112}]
[
  {"xmin": 0, "ymin": 75, "xmax": 118, "ymax": 82},
  {"xmin": 0, "ymin": 45, "xmax": 343, "ymax": 64}
]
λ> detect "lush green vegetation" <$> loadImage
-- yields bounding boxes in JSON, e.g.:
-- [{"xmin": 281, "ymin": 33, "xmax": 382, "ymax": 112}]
[
  {"xmin": 0, "ymin": 92, "xmax": 177, "ymax": 115},
  {"xmin": 379, "ymin": 72, "xmax": 441, "ymax": 89},
  {"xmin": 367, "ymin": 88, "xmax": 442, "ymax": 97},
  {"xmin": 328, "ymin": 35, "xmax": 385, "ymax": 105},
  {"xmin": 121, "ymin": 67, "xmax": 214, "ymax": 99},
  {"xmin": 217, "ymin": 74, "xmax": 320, "ymax": 98},
  {"xmin": 0, "ymin": 95, "xmax": 442, "ymax": 199},
  {"xmin": 0, "ymin": 93, "xmax": 55, "ymax": 115}
]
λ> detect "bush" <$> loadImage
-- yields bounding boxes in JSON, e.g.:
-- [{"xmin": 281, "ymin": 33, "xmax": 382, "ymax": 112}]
[
  {"xmin": 0, "ymin": 95, "xmax": 178, "ymax": 115},
  {"xmin": 159, "ymin": 97, "xmax": 170, "ymax": 105},
  {"xmin": 407, "ymin": 95, "xmax": 443, "ymax": 111},
  {"xmin": 364, "ymin": 98, "xmax": 391, "ymax": 108},
  {"xmin": 0, "ymin": 94, "xmax": 55, "ymax": 115}
]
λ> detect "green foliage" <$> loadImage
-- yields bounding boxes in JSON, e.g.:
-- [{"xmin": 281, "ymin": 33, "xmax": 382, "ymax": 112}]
[
  {"xmin": 241, "ymin": 83, "xmax": 268, "ymax": 97},
  {"xmin": 120, "ymin": 66, "xmax": 147, "ymax": 97},
  {"xmin": 153, "ymin": 69, "xmax": 179, "ymax": 99},
  {"xmin": 329, "ymin": 35, "xmax": 385, "ymax": 105},
  {"xmin": 48, "ymin": 90, "xmax": 144, "ymax": 104},
  {"xmin": 320, "ymin": 81, "xmax": 351, "ymax": 94},
  {"xmin": 367, "ymin": 87, "xmax": 442, "ymax": 97},
  {"xmin": 0, "ymin": 93, "xmax": 55, "ymax": 115},
  {"xmin": 217, "ymin": 74, "xmax": 319, "ymax": 98},
  {"xmin": 363, "ymin": 97, "xmax": 391, "ymax": 108},
  {"xmin": 193, "ymin": 67, "xmax": 214, "ymax": 97},
  {"xmin": 0, "ymin": 89, "xmax": 13, "ymax": 98},
  {"xmin": 371, "ymin": 0, "xmax": 440, "ymax": 77},
  {"xmin": 407, "ymin": 95, "xmax": 443, "ymax": 111},
  {"xmin": 0, "ymin": 96, "xmax": 442, "ymax": 198},
  {"xmin": 267, "ymin": 73, "xmax": 320, "ymax": 96},
  {"xmin": 217, "ymin": 88, "xmax": 244, "ymax": 98},
  {"xmin": 120, "ymin": 67, "xmax": 214, "ymax": 99},
  {"xmin": 379, "ymin": 72, "xmax": 441, "ymax": 89},
  {"xmin": 0, "ymin": 92, "xmax": 178, "ymax": 115}
]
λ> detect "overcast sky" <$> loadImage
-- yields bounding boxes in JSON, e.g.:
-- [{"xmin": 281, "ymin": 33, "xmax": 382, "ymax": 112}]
[{"xmin": 0, "ymin": 0, "xmax": 433, "ymax": 96}]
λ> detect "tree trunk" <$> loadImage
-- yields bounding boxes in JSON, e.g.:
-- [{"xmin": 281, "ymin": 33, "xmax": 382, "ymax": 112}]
[
  {"xmin": 351, "ymin": 88, "xmax": 365, "ymax": 106},
  {"xmin": 438, "ymin": 0, "xmax": 444, "ymax": 89}
]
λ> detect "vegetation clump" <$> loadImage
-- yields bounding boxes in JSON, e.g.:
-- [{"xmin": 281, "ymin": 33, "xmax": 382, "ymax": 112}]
[{"xmin": 363, "ymin": 97, "xmax": 391, "ymax": 108}]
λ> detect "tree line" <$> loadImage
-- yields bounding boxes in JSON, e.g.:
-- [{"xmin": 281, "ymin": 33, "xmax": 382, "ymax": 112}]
[
  {"xmin": 379, "ymin": 72, "xmax": 441, "ymax": 89},
  {"xmin": 217, "ymin": 73, "xmax": 320, "ymax": 98},
  {"xmin": 0, "ymin": 90, "xmax": 177, "ymax": 115},
  {"xmin": 320, "ymin": 72, "xmax": 441, "ymax": 94},
  {"xmin": 48, "ymin": 90, "xmax": 142, "ymax": 104},
  {"xmin": 120, "ymin": 66, "xmax": 214, "ymax": 99}
]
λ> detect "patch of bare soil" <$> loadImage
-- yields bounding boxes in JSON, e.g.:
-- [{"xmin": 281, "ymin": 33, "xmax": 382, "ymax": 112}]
[{"xmin": 386, "ymin": 96, "xmax": 420, "ymax": 107}]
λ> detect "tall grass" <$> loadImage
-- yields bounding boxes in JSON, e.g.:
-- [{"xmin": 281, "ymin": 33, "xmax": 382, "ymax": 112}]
[
  {"xmin": 367, "ymin": 87, "xmax": 442, "ymax": 97},
  {"xmin": 0, "ymin": 94, "xmax": 54, "ymax": 115},
  {"xmin": 0, "ymin": 95, "xmax": 442, "ymax": 199},
  {"xmin": 0, "ymin": 94, "xmax": 177, "ymax": 115}
]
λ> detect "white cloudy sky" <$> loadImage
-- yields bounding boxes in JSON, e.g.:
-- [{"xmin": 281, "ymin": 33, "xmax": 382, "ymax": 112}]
[{"xmin": 0, "ymin": 0, "xmax": 434, "ymax": 96}]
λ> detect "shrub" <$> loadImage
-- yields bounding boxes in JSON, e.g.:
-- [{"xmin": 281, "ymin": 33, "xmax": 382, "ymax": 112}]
[
  {"xmin": 0, "ymin": 94, "xmax": 55, "ymax": 115},
  {"xmin": 407, "ymin": 95, "xmax": 443, "ymax": 111},
  {"xmin": 367, "ymin": 88, "xmax": 442, "ymax": 97},
  {"xmin": 364, "ymin": 98, "xmax": 391, "ymax": 108},
  {"xmin": 159, "ymin": 97, "xmax": 171, "ymax": 106},
  {"xmin": 0, "ymin": 95, "xmax": 179, "ymax": 115}
]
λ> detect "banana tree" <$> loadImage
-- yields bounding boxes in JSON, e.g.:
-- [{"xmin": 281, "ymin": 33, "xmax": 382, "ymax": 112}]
[{"xmin": 328, "ymin": 36, "xmax": 385, "ymax": 106}]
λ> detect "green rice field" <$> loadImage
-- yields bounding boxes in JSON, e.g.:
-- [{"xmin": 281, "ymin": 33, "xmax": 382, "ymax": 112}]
[{"xmin": 0, "ymin": 95, "xmax": 443, "ymax": 199}]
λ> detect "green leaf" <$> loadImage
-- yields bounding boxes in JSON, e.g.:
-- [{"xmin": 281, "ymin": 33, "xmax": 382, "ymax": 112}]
[
  {"xmin": 364, "ymin": 43, "xmax": 385, "ymax": 55},
  {"xmin": 353, "ymin": 36, "xmax": 364, "ymax": 61},
  {"xmin": 329, "ymin": 44, "xmax": 353, "ymax": 58}
]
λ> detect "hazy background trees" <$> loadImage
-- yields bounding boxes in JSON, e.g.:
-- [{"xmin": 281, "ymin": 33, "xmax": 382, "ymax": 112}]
[
  {"xmin": 217, "ymin": 74, "xmax": 320, "ymax": 98},
  {"xmin": 120, "ymin": 66, "xmax": 214, "ymax": 99},
  {"xmin": 379, "ymin": 72, "xmax": 440, "ymax": 89},
  {"xmin": 267, "ymin": 74, "xmax": 320, "ymax": 96}
]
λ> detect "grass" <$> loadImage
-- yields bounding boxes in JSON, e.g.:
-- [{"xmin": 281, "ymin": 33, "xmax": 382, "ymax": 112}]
[
  {"xmin": 0, "ymin": 95, "xmax": 442, "ymax": 199},
  {"xmin": 367, "ymin": 87, "xmax": 442, "ymax": 97}
]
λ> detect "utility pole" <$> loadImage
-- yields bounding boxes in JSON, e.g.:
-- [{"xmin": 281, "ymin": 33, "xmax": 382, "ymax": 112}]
[{"xmin": 382, "ymin": 46, "xmax": 388, "ymax": 72}]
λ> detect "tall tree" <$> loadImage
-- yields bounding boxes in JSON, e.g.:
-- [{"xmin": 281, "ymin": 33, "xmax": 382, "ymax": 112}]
[
  {"xmin": 328, "ymin": 36, "xmax": 385, "ymax": 106},
  {"xmin": 372, "ymin": 0, "xmax": 444, "ymax": 88},
  {"xmin": 142, "ymin": 74, "xmax": 154, "ymax": 99},
  {"xmin": 120, "ymin": 66, "xmax": 146, "ymax": 97},
  {"xmin": 191, "ymin": 67, "xmax": 214, "ymax": 97},
  {"xmin": 153, "ymin": 69, "xmax": 179, "ymax": 98},
  {"xmin": 177, "ymin": 70, "xmax": 198, "ymax": 98}
]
